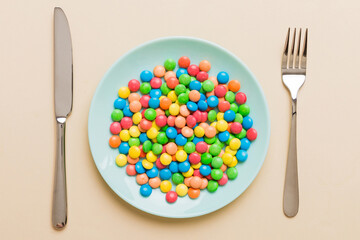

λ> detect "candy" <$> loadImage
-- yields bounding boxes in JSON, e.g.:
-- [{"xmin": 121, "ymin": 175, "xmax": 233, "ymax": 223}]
[
  {"xmin": 160, "ymin": 180, "xmax": 172, "ymax": 193},
  {"xmin": 238, "ymin": 104, "xmax": 250, "ymax": 116},
  {"xmin": 140, "ymin": 82, "xmax": 151, "ymax": 94},
  {"xmin": 176, "ymin": 184, "xmax": 188, "ymax": 197},
  {"xmin": 164, "ymin": 58, "xmax": 176, "ymax": 71},
  {"xmin": 187, "ymin": 64, "xmax": 200, "ymax": 76},
  {"xmin": 149, "ymin": 177, "xmax": 161, "ymax": 188},
  {"xmin": 136, "ymin": 173, "xmax": 149, "ymax": 185},
  {"xmin": 126, "ymin": 164, "xmax": 136, "ymax": 176},
  {"xmin": 178, "ymin": 56, "xmax": 190, "ymax": 68},
  {"xmin": 153, "ymin": 65, "xmax": 166, "ymax": 77},
  {"xmin": 227, "ymin": 167, "xmax": 238, "ymax": 180},
  {"xmin": 207, "ymin": 180, "xmax": 219, "ymax": 192},
  {"xmin": 115, "ymin": 154, "xmax": 127, "ymax": 167},
  {"xmin": 246, "ymin": 128, "xmax": 257, "ymax": 141},
  {"xmin": 217, "ymin": 71, "xmax": 229, "ymax": 84},
  {"xmin": 196, "ymin": 71, "xmax": 208, "ymax": 82},
  {"xmin": 166, "ymin": 191, "xmax": 178, "ymax": 203},
  {"xmin": 188, "ymin": 188, "xmax": 200, "ymax": 199},
  {"xmin": 199, "ymin": 60, "xmax": 211, "ymax": 72},
  {"xmin": 240, "ymin": 138, "xmax": 251, "ymax": 150}
]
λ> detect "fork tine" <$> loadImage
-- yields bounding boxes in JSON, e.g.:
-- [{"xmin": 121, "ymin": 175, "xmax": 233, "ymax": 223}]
[
  {"xmin": 289, "ymin": 28, "xmax": 296, "ymax": 68},
  {"xmin": 300, "ymin": 28, "xmax": 308, "ymax": 69},
  {"xmin": 281, "ymin": 28, "xmax": 290, "ymax": 69},
  {"xmin": 294, "ymin": 29, "xmax": 301, "ymax": 68}
]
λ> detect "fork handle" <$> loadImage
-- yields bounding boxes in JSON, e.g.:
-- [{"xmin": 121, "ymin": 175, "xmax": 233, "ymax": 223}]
[{"xmin": 283, "ymin": 100, "xmax": 299, "ymax": 217}]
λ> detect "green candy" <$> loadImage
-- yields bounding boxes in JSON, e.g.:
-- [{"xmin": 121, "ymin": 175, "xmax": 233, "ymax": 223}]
[
  {"xmin": 152, "ymin": 143, "xmax": 163, "ymax": 155},
  {"xmin": 211, "ymin": 169, "xmax": 223, "ymax": 180},
  {"xmin": 204, "ymin": 136, "xmax": 216, "ymax": 144},
  {"xmin": 202, "ymin": 80, "xmax": 214, "ymax": 92},
  {"xmin": 172, "ymin": 173, "xmax": 184, "ymax": 185},
  {"xmin": 165, "ymin": 110, "xmax": 170, "ymax": 116},
  {"xmin": 144, "ymin": 109, "xmax": 156, "ymax": 121},
  {"xmin": 207, "ymin": 180, "xmax": 219, "ymax": 192},
  {"xmin": 236, "ymin": 128, "xmax": 247, "ymax": 139},
  {"xmin": 211, "ymin": 157, "xmax": 223, "ymax": 169},
  {"xmin": 161, "ymin": 125, "xmax": 169, "ymax": 131},
  {"xmin": 128, "ymin": 138, "xmax": 140, "ymax": 147},
  {"xmin": 160, "ymin": 83, "xmax": 171, "ymax": 95},
  {"xmin": 230, "ymin": 103, "xmax": 239, "ymax": 112},
  {"xmin": 164, "ymin": 58, "xmax": 176, "ymax": 71},
  {"xmin": 175, "ymin": 84, "xmax": 186, "ymax": 95},
  {"xmin": 184, "ymin": 142, "xmax": 196, "ymax": 154},
  {"xmin": 111, "ymin": 109, "xmax": 123, "ymax": 121},
  {"xmin": 201, "ymin": 152, "xmax": 212, "ymax": 164},
  {"xmin": 199, "ymin": 87, "xmax": 205, "ymax": 94},
  {"xmin": 214, "ymin": 139, "xmax": 225, "ymax": 148},
  {"xmin": 209, "ymin": 144, "xmax": 222, "ymax": 156},
  {"xmin": 234, "ymin": 113, "xmax": 243, "ymax": 123},
  {"xmin": 156, "ymin": 132, "xmax": 168, "ymax": 145},
  {"xmin": 140, "ymin": 82, "xmax": 151, "ymax": 94},
  {"xmin": 179, "ymin": 74, "xmax": 191, "ymax": 86},
  {"xmin": 143, "ymin": 140, "xmax": 152, "ymax": 153},
  {"xmin": 208, "ymin": 110, "xmax": 217, "ymax": 122},
  {"xmin": 227, "ymin": 167, "xmax": 238, "ymax": 180},
  {"xmin": 178, "ymin": 93, "xmax": 189, "ymax": 104},
  {"xmin": 225, "ymin": 91, "xmax": 235, "ymax": 103},
  {"xmin": 187, "ymin": 135, "xmax": 195, "ymax": 141},
  {"xmin": 238, "ymin": 104, "xmax": 250, "ymax": 116}
]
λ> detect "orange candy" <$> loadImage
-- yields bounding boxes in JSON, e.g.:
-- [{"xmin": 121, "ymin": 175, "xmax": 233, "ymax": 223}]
[
  {"xmin": 184, "ymin": 177, "xmax": 193, "ymax": 187},
  {"xmin": 208, "ymin": 76, "xmax": 218, "ymax": 88},
  {"xmin": 136, "ymin": 173, "xmax": 149, "ymax": 185},
  {"xmin": 160, "ymin": 97, "xmax": 172, "ymax": 110},
  {"xmin": 206, "ymin": 90, "xmax": 215, "ymax": 97},
  {"xmin": 199, "ymin": 60, "xmax": 211, "ymax": 72},
  {"xmin": 164, "ymin": 71, "xmax": 176, "ymax": 81},
  {"xmin": 204, "ymin": 126, "xmax": 216, "ymax": 138},
  {"xmin": 220, "ymin": 164, "xmax": 227, "ymax": 172},
  {"xmin": 109, "ymin": 135, "xmax": 121, "ymax": 148},
  {"xmin": 200, "ymin": 178, "xmax": 208, "ymax": 189},
  {"xmin": 190, "ymin": 176, "xmax": 202, "ymax": 189},
  {"xmin": 181, "ymin": 127, "xmax": 194, "ymax": 138},
  {"xmin": 129, "ymin": 101, "xmax": 142, "ymax": 113},
  {"xmin": 166, "ymin": 142, "xmax": 178, "ymax": 155},
  {"xmin": 198, "ymin": 122, "xmax": 209, "ymax": 130},
  {"xmin": 149, "ymin": 177, "xmax": 161, "ymax": 188},
  {"xmin": 175, "ymin": 116, "xmax": 186, "ymax": 128},
  {"xmin": 228, "ymin": 80, "xmax": 241, "ymax": 92},
  {"xmin": 180, "ymin": 105, "xmax": 190, "ymax": 117},
  {"xmin": 188, "ymin": 188, "xmax": 200, "ymax": 199},
  {"xmin": 155, "ymin": 108, "xmax": 165, "ymax": 116},
  {"xmin": 127, "ymin": 155, "xmax": 139, "ymax": 164},
  {"xmin": 153, "ymin": 65, "xmax": 166, "ymax": 77},
  {"xmin": 189, "ymin": 90, "xmax": 201, "ymax": 102},
  {"xmin": 128, "ymin": 93, "xmax": 140, "ymax": 102}
]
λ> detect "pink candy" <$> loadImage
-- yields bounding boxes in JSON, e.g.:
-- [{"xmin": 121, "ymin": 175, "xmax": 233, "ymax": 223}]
[
  {"xmin": 195, "ymin": 142, "xmax": 208, "ymax": 153},
  {"xmin": 189, "ymin": 152, "xmax": 201, "ymax": 164}
]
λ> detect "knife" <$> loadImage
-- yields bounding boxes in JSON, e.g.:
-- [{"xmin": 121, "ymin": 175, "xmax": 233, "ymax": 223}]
[{"xmin": 53, "ymin": 7, "xmax": 73, "ymax": 230}]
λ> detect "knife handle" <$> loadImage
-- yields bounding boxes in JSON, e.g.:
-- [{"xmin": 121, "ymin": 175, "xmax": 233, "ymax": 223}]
[{"xmin": 52, "ymin": 118, "xmax": 67, "ymax": 230}]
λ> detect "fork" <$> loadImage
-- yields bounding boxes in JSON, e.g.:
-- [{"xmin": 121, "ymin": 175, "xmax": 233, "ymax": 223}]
[{"xmin": 281, "ymin": 28, "xmax": 308, "ymax": 217}]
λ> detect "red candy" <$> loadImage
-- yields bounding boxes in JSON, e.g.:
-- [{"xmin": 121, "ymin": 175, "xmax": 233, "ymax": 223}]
[
  {"xmin": 214, "ymin": 85, "xmax": 227, "ymax": 98},
  {"xmin": 167, "ymin": 115, "xmax": 176, "ymax": 127},
  {"xmin": 166, "ymin": 77, "xmax": 179, "ymax": 89},
  {"xmin": 120, "ymin": 117, "xmax": 133, "ymax": 129},
  {"xmin": 128, "ymin": 79, "xmax": 140, "ymax": 92},
  {"xmin": 187, "ymin": 64, "xmax": 200, "ymax": 76},
  {"xmin": 186, "ymin": 115, "xmax": 196, "ymax": 128},
  {"xmin": 155, "ymin": 115, "xmax": 167, "ymax": 127},
  {"xmin": 189, "ymin": 152, "xmax": 201, "ymax": 164},
  {"xmin": 195, "ymin": 142, "xmax": 208, "ymax": 153},
  {"xmin": 166, "ymin": 191, "xmax": 178, "ymax": 203},
  {"xmin": 140, "ymin": 119, "xmax": 152, "ymax": 130},
  {"xmin": 110, "ymin": 122, "xmax": 121, "ymax": 134},
  {"xmin": 246, "ymin": 128, "xmax": 258, "ymax": 141},
  {"xmin": 218, "ymin": 101, "xmax": 230, "ymax": 112},
  {"xmin": 192, "ymin": 110, "xmax": 202, "ymax": 122},
  {"xmin": 193, "ymin": 169, "xmax": 203, "ymax": 178},
  {"xmin": 196, "ymin": 71, "xmax": 208, "ymax": 82},
  {"xmin": 178, "ymin": 56, "xmax": 190, "ymax": 68},
  {"xmin": 150, "ymin": 77, "xmax": 162, "ymax": 89},
  {"xmin": 230, "ymin": 122, "xmax": 243, "ymax": 134},
  {"xmin": 235, "ymin": 92, "xmax": 247, "ymax": 105},
  {"xmin": 126, "ymin": 164, "xmax": 136, "ymax": 176},
  {"xmin": 200, "ymin": 111, "xmax": 208, "ymax": 122},
  {"xmin": 156, "ymin": 158, "xmax": 167, "ymax": 169},
  {"xmin": 140, "ymin": 95, "xmax": 150, "ymax": 108}
]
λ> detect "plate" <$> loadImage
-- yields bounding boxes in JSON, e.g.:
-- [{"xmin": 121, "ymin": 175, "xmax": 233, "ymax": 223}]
[{"xmin": 88, "ymin": 36, "xmax": 270, "ymax": 218}]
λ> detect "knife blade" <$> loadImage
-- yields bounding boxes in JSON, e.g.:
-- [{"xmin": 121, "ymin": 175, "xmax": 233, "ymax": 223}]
[{"xmin": 53, "ymin": 7, "xmax": 73, "ymax": 230}]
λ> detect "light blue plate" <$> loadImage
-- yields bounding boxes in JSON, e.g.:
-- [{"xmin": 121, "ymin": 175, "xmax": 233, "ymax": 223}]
[{"xmin": 88, "ymin": 36, "xmax": 270, "ymax": 218}]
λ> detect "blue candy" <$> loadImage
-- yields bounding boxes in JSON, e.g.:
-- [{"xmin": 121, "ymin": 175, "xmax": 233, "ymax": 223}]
[
  {"xmin": 135, "ymin": 162, "xmax": 146, "ymax": 174},
  {"xmin": 217, "ymin": 71, "xmax": 229, "ymax": 84},
  {"xmin": 175, "ymin": 134, "xmax": 187, "ymax": 146},
  {"xmin": 166, "ymin": 127, "xmax": 177, "ymax": 139},
  {"xmin": 114, "ymin": 98, "xmax": 126, "ymax": 109},
  {"xmin": 169, "ymin": 162, "xmax": 179, "ymax": 173},
  {"xmin": 150, "ymin": 89, "xmax": 162, "ymax": 98},
  {"xmin": 236, "ymin": 150, "xmax": 248, "ymax": 162},
  {"xmin": 118, "ymin": 142, "xmax": 130, "ymax": 154},
  {"xmin": 178, "ymin": 161, "xmax": 191, "ymax": 172},
  {"xmin": 218, "ymin": 131, "xmax": 230, "ymax": 142},
  {"xmin": 207, "ymin": 95, "xmax": 219, "ymax": 108},
  {"xmin": 123, "ymin": 105, "xmax": 133, "ymax": 117},
  {"xmin": 240, "ymin": 138, "xmax": 251, "ymax": 150},
  {"xmin": 148, "ymin": 97, "xmax": 160, "ymax": 108},
  {"xmin": 197, "ymin": 100, "xmax": 208, "ymax": 111},
  {"xmin": 224, "ymin": 110, "xmax": 236, "ymax": 122},
  {"xmin": 146, "ymin": 167, "xmax": 159, "ymax": 178},
  {"xmin": 193, "ymin": 137, "xmax": 204, "ymax": 145},
  {"xmin": 159, "ymin": 169, "xmax": 172, "ymax": 180},
  {"xmin": 140, "ymin": 70, "xmax": 153, "ymax": 82},
  {"xmin": 199, "ymin": 93, "xmax": 206, "ymax": 101},
  {"xmin": 139, "ymin": 133, "xmax": 149, "ymax": 143},
  {"xmin": 242, "ymin": 116, "xmax": 253, "ymax": 129},
  {"xmin": 189, "ymin": 80, "xmax": 202, "ymax": 91},
  {"xmin": 140, "ymin": 184, "xmax": 152, "ymax": 197},
  {"xmin": 176, "ymin": 68, "xmax": 188, "ymax": 78},
  {"xmin": 187, "ymin": 101, "xmax": 198, "ymax": 111},
  {"xmin": 199, "ymin": 165, "xmax": 211, "ymax": 176}
]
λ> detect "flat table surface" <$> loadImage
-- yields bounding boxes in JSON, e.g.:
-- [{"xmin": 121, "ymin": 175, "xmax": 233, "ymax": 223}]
[{"xmin": 1, "ymin": 0, "xmax": 360, "ymax": 239}]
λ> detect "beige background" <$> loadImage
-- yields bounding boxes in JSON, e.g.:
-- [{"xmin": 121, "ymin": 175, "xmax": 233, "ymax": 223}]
[{"xmin": 1, "ymin": 0, "xmax": 360, "ymax": 239}]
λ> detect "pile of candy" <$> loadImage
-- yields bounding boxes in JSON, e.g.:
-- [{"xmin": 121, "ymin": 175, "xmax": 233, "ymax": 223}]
[{"xmin": 108, "ymin": 56, "xmax": 257, "ymax": 203}]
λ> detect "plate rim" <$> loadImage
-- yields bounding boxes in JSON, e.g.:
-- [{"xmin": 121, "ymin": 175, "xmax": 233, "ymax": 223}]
[{"xmin": 88, "ymin": 36, "xmax": 271, "ymax": 218}]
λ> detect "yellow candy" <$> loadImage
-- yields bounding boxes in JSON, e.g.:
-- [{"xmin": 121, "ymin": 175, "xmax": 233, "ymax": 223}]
[
  {"xmin": 194, "ymin": 126, "xmax": 205, "ymax": 137},
  {"xmin": 217, "ymin": 112, "xmax": 224, "ymax": 121},
  {"xmin": 228, "ymin": 157, "xmax": 238, "ymax": 167},
  {"xmin": 175, "ymin": 100, "xmax": 180, "ymax": 105},
  {"xmin": 225, "ymin": 146, "xmax": 237, "ymax": 156},
  {"xmin": 176, "ymin": 184, "xmax": 188, "ymax": 197},
  {"xmin": 167, "ymin": 91, "xmax": 177, "ymax": 102},
  {"xmin": 222, "ymin": 153, "xmax": 233, "ymax": 165},
  {"xmin": 160, "ymin": 153, "xmax": 172, "ymax": 165},
  {"xmin": 118, "ymin": 86, "xmax": 130, "ymax": 99},
  {"xmin": 160, "ymin": 180, "xmax": 172, "ymax": 193},
  {"xmin": 216, "ymin": 120, "xmax": 228, "ymax": 132},
  {"xmin": 182, "ymin": 167, "xmax": 194, "ymax": 177},
  {"xmin": 129, "ymin": 126, "xmax": 140, "ymax": 137},
  {"xmin": 176, "ymin": 150, "xmax": 187, "ymax": 162},
  {"xmin": 142, "ymin": 159, "xmax": 153, "ymax": 169},
  {"xmin": 132, "ymin": 112, "xmax": 142, "ymax": 124},
  {"xmin": 191, "ymin": 162, "xmax": 202, "ymax": 169},
  {"xmin": 152, "ymin": 121, "xmax": 161, "ymax": 130},
  {"xmin": 146, "ymin": 151, "xmax": 157, "ymax": 162},
  {"xmin": 119, "ymin": 130, "xmax": 130, "ymax": 141},
  {"xmin": 152, "ymin": 138, "xmax": 158, "ymax": 143},
  {"xmin": 177, "ymin": 146, "xmax": 184, "ymax": 150},
  {"xmin": 229, "ymin": 138, "xmax": 241, "ymax": 150},
  {"xmin": 129, "ymin": 146, "xmax": 140, "ymax": 158},
  {"xmin": 146, "ymin": 127, "xmax": 158, "ymax": 139},
  {"xmin": 115, "ymin": 154, "xmax": 127, "ymax": 167},
  {"xmin": 169, "ymin": 103, "xmax": 180, "ymax": 116}
]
